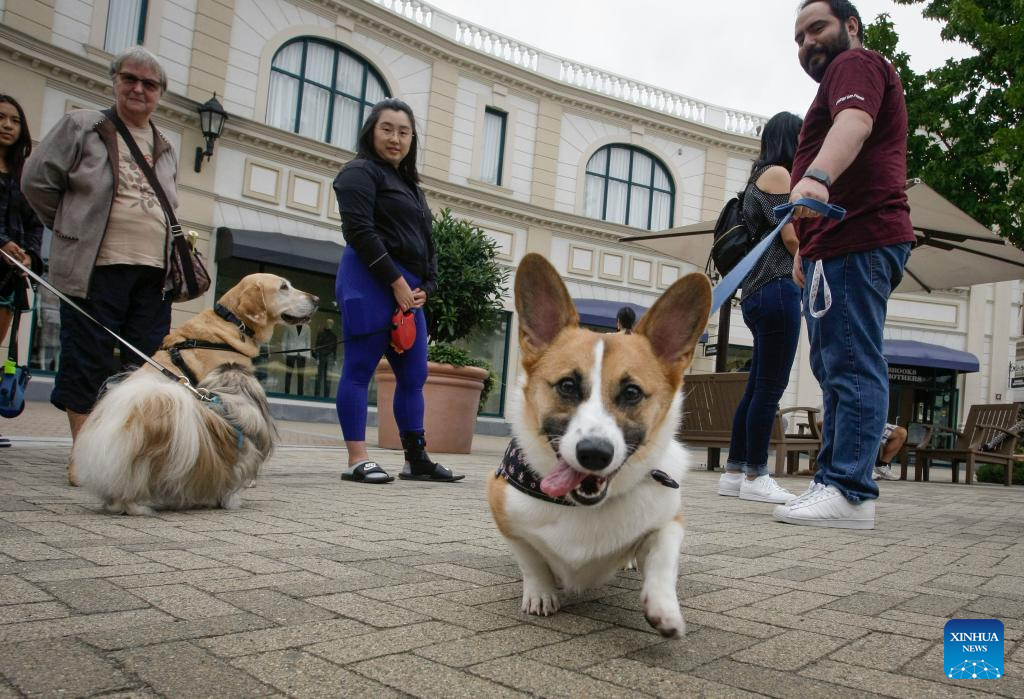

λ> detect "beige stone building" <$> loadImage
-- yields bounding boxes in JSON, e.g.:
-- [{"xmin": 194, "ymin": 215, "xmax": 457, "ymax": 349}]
[{"xmin": 1, "ymin": 0, "xmax": 1019, "ymax": 440}]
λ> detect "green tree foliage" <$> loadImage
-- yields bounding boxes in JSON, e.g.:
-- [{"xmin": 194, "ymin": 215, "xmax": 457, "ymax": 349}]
[
  {"xmin": 864, "ymin": 1, "xmax": 1022, "ymax": 246},
  {"xmin": 425, "ymin": 208, "xmax": 510, "ymax": 345}
]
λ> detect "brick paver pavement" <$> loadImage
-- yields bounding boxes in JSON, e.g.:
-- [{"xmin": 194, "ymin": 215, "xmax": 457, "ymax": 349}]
[{"xmin": 0, "ymin": 401, "xmax": 1021, "ymax": 697}]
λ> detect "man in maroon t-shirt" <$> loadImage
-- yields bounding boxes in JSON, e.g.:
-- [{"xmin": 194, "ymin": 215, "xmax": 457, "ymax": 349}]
[{"xmin": 772, "ymin": 0, "xmax": 915, "ymax": 530}]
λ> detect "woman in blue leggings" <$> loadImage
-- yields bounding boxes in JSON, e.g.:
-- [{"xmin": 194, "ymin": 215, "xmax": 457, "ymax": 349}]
[
  {"xmin": 333, "ymin": 98, "xmax": 463, "ymax": 484},
  {"xmin": 717, "ymin": 112, "xmax": 803, "ymax": 504}
]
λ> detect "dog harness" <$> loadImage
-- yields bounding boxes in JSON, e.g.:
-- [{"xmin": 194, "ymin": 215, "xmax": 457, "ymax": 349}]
[
  {"xmin": 164, "ymin": 339, "xmax": 245, "ymax": 387},
  {"xmin": 495, "ymin": 440, "xmax": 680, "ymax": 507}
]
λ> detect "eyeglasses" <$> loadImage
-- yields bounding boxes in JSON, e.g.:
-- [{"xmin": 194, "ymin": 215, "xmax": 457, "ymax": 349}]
[{"xmin": 117, "ymin": 72, "xmax": 162, "ymax": 93}]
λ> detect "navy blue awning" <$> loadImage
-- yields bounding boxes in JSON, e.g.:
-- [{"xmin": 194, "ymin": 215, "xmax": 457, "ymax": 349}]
[
  {"xmin": 573, "ymin": 299, "xmax": 648, "ymax": 329},
  {"xmin": 884, "ymin": 339, "xmax": 979, "ymax": 373},
  {"xmin": 215, "ymin": 227, "xmax": 343, "ymax": 276}
]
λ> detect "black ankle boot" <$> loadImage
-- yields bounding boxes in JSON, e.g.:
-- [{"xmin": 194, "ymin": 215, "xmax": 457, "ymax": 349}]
[{"xmin": 398, "ymin": 431, "xmax": 465, "ymax": 482}]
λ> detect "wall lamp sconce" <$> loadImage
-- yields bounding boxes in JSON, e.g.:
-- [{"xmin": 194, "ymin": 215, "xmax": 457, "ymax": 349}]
[{"xmin": 194, "ymin": 94, "xmax": 227, "ymax": 173}]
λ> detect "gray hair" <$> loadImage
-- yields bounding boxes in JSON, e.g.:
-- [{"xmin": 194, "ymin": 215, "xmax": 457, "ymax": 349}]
[{"xmin": 109, "ymin": 46, "xmax": 167, "ymax": 93}]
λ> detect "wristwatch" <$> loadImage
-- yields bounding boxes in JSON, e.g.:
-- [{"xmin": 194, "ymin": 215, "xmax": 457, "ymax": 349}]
[{"xmin": 802, "ymin": 168, "xmax": 832, "ymax": 189}]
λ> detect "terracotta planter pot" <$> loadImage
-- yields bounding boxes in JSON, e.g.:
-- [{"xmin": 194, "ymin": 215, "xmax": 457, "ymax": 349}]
[{"xmin": 374, "ymin": 360, "xmax": 488, "ymax": 454}]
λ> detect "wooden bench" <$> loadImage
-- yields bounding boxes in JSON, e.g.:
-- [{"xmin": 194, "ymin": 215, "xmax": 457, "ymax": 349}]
[
  {"xmin": 909, "ymin": 402, "xmax": 1021, "ymax": 485},
  {"xmin": 679, "ymin": 372, "xmax": 822, "ymax": 476}
]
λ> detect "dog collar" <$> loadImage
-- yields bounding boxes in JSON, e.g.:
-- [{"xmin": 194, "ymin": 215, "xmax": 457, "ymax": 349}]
[
  {"xmin": 214, "ymin": 304, "xmax": 256, "ymax": 338},
  {"xmin": 496, "ymin": 440, "xmax": 575, "ymax": 507},
  {"xmin": 206, "ymin": 394, "xmax": 246, "ymax": 450}
]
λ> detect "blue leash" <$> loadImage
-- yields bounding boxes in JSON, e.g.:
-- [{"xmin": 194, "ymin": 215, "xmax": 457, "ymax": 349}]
[{"xmin": 710, "ymin": 198, "xmax": 846, "ymax": 314}]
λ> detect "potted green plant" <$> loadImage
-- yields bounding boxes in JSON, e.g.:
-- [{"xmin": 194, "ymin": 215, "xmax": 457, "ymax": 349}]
[{"xmin": 375, "ymin": 209, "xmax": 509, "ymax": 453}]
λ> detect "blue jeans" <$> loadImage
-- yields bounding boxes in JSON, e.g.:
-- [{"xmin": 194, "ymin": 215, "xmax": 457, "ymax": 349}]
[
  {"xmin": 802, "ymin": 243, "xmax": 910, "ymax": 503},
  {"xmin": 726, "ymin": 278, "xmax": 801, "ymax": 476}
]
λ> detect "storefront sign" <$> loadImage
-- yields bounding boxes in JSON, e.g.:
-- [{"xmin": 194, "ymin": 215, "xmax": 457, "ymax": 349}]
[
  {"xmin": 889, "ymin": 366, "xmax": 927, "ymax": 383},
  {"xmin": 1010, "ymin": 361, "xmax": 1024, "ymax": 388}
]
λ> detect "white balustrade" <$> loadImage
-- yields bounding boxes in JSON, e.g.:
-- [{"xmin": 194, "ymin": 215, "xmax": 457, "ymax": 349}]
[{"xmin": 366, "ymin": 0, "xmax": 766, "ymax": 135}]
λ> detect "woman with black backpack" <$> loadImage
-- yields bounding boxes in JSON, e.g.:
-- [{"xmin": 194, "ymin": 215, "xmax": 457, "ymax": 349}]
[{"xmin": 717, "ymin": 112, "xmax": 804, "ymax": 505}]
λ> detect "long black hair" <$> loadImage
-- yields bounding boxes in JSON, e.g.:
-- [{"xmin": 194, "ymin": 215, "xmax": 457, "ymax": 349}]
[
  {"xmin": 799, "ymin": 0, "xmax": 863, "ymax": 41},
  {"xmin": 616, "ymin": 306, "xmax": 636, "ymax": 332},
  {"xmin": 751, "ymin": 111, "xmax": 803, "ymax": 174},
  {"xmin": 0, "ymin": 94, "xmax": 32, "ymax": 181},
  {"xmin": 356, "ymin": 98, "xmax": 420, "ymax": 186}
]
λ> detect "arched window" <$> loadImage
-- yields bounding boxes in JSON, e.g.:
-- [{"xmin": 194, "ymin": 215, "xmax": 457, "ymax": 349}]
[
  {"xmin": 266, "ymin": 38, "xmax": 389, "ymax": 151},
  {"xmin": 583, "ymin": 145, "xmax": 674, "ymax": 230}
]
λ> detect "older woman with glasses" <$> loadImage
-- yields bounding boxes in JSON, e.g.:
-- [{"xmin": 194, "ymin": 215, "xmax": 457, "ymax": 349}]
[{"xmin": 22, "ymin": 46, "xmax": 179, "ymax": 485}]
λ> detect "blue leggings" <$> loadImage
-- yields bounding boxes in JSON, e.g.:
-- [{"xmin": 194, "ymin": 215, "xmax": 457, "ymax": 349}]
[{"xmin": 335, "ymin": 247, "xmax": 428, "ymax": 441}]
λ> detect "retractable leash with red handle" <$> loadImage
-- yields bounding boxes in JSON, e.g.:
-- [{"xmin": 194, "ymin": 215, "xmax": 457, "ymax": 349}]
[
  {"xmin": 709, "ymin": 197, "xmax": 846, "ymax": 315},
  {"xmin": 390, "ymin": 307, "xmax": 417, "ymax": 354}
]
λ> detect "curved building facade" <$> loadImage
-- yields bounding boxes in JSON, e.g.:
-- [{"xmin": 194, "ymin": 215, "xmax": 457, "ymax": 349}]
[{"xmin": 1, "ymin": 0, "xmax": 1019, "ymax": 437}]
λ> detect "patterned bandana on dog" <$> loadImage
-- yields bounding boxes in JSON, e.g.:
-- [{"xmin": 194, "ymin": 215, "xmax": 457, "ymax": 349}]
[
  {"xmin": 496, "ymin": 440, "xmax": 575, "ymax": 507},
  {"xmin": 496, "ymin": 441, "xmax": 681, "ymax": 505}
]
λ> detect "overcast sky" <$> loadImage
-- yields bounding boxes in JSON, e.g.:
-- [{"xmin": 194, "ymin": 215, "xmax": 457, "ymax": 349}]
[{"xmin": 425, "ymin": 0, "xmax": 974, "ymax": 118}]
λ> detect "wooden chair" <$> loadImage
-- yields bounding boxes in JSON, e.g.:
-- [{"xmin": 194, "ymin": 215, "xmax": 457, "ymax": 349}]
[
  {"xmin": 678, "ymin": 372, "xmax": 822, "ymax": 476},
  {"xmin": 910, "ymin": 403, "xmax": 1021, "ymax": 485}
]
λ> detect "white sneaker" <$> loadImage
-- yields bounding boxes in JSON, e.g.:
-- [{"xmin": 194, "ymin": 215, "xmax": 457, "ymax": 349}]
[
  {"xmin": 873, "ymin": 464, "xmax": 898, "ymax": 481},
  {"xmin": 772, "ymin": 484, "xmax": 875, "ymax": 529},
  {"xmin": 739, "ymin": 475, "xmax": 796, "ymax": 504},
  {"xmin": 718, "ymin": 472, "xmax": 742, "ymax": 496},
  {"xmin": 787, "ymin": 481, "xmax": 824, "ymax": 505}
]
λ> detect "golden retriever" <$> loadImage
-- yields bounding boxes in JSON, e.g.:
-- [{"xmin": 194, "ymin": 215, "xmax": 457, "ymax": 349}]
[{"xmin": 72, "ymin": 274, "xmax": 319, "ymax": 515}]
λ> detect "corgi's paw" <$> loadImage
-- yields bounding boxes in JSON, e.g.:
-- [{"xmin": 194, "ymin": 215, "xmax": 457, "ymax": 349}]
[
  {"xmin": 220, "ymin": 492, "xmax": 242, "ymax": 510},
  {"xmin": 521, "ymin": 584, "xmax": 560, "ymax": 616},
  {"xmin": 642, "ymin": 590, "xmax": 685, "ymax": 639}
]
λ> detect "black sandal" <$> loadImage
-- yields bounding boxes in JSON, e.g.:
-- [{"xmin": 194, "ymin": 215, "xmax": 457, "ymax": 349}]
[
  {"xmin": 398, "ymin": 463, "xmax": 465, "ymax": 482},
  {"xmin": 341, "ymin": 460, "xmax": 394, "ymax": 484}
]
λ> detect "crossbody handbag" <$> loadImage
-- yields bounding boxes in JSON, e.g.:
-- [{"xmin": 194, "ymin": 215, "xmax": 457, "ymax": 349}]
[{"xmin": 104, "ymin": 109, "xmax": 211, "ymax": 302}]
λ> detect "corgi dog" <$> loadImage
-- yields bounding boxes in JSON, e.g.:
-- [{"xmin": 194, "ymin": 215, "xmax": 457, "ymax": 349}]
[{"xmin": 488, "ymin": 253, "xmax": 711, "ymax": 638}]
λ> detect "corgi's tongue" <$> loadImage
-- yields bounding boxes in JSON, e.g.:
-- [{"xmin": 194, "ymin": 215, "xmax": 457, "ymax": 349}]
[{"xmin": 540, "ymin": 459, "xmax": 587, "ymax": 498}]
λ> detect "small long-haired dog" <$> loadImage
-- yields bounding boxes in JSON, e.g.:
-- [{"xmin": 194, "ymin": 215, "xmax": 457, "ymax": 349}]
[
  {"xmin": 73, "ymin": 273, "xmax": 318, "ymax": 515},
  {"xmin": 488, "ymin": 254, "xmax": 710, "ymax": 638}
]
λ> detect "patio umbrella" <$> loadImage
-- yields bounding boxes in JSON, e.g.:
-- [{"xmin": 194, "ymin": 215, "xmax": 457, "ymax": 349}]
[
  {"xmin": 897, "ymin": 180, "xmax": 1024, "ymax": 292},
  {"xmin": 621, "ymin": 179, "xmax": 1024, "ymax": 294}
]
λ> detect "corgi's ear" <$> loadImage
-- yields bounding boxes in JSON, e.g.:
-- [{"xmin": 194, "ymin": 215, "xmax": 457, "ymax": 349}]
[
  {"xmin": 515, "ymin": 253, "xmax": 579, "ymax": 359},
  {"xmin": 635, "ymin": 272, "xmax": 711, "ymax": 379}
]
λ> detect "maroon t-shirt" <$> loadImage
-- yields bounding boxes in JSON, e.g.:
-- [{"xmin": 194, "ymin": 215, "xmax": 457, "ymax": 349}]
[{"xmin": 791, "ymin": 49, "xmax": 915, "ymax": 261}]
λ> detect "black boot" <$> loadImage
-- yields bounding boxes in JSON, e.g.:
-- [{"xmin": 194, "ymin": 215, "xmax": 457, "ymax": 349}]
[{"xmin": 398, "ymin": 431, "xmax": 465, "ymax": 482}]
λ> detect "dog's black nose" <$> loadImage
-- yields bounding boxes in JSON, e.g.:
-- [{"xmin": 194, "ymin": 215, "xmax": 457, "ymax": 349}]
[{"xmin": 576, "ymin": 438, "xmax": 614, "ymax": 471}]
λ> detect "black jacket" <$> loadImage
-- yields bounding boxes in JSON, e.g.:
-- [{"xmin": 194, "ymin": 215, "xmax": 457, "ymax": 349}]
[
  {"xmin": 0, "ymin": 174, "xmax": 43, "ymax": 267},
  {"xmin": 0, "ymin": 174, "xmax": 44, "ymax": 307},
  {"xmin": 333, "ymin": 157, "xmax": 437, "ymax": 296}
]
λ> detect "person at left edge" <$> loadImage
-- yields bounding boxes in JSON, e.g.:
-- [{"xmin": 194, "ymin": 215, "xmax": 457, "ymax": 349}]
[
  {"xmin": 333, "ymin": 97, "xmax": 463, "ymax": 484},
  {"xmin": 0, "ymin": 94, "xmax": 45, "ymax": 448},
  {"xmin": 22, "ymin": 46, "xmax": 177, "ymax": 486}
]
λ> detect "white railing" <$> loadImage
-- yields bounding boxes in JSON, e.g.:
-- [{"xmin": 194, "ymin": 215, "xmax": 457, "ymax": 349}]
[
  {"xmin": 368, "ymin": 0, "xmax": 767, "ymax": 137},
  {"xmin": 369, "ymin": 0, "xmax": 434, "ymax": 28},
  {"xmin": 454, "ymin": 23, "xmax": 540, "ymax": 72}
]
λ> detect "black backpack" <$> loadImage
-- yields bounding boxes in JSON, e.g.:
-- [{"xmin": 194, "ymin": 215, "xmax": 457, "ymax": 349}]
[{"xmin": 706, "ymin": 191, "xmax": 754, "ymax": 278}]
